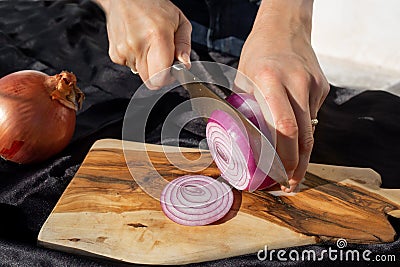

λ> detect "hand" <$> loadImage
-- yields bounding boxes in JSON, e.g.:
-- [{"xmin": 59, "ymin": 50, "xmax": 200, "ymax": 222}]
[
  {"xmin": 95, "ymin": 0, "xmax": 192, "ymax": 88},
  {"xmin": 236, "ymin": 0, "xmax": 329, "ymax": 192}
]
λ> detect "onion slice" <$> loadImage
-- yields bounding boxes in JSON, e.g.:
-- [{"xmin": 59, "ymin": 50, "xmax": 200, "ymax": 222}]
[
  {"xmin": 160, "ymin": 175, "xmax": 233, "ymax": 226},
  {"xmin": 206, "ymin": 110, "xmax": 276, "ymax": 191}
]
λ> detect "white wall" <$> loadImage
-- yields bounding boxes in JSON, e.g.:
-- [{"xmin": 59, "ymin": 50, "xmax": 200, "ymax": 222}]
[{"xmin": 311, "ymin": 0, "xmax": 400, "ymax": 94}]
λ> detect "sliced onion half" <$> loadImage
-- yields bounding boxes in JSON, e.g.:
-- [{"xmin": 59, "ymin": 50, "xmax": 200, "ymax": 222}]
[
  {"xmin": 206, "ymin": 109, "xmax": 276, "ymax": 191},
  {"xmin": 160, "ymin": 175, "xmax": 233, "ymax": 226},
  {"xmin": 226, "ymin": 93, "xmax": 270, "ymax": 137}
]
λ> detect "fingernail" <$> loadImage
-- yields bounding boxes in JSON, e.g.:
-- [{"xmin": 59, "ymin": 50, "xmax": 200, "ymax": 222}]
[
  {"xmin": 281, "ymin": 184, "xmax": 291, "ymax": 193},
  {"xmin": 179, "ymin": 52, "xmax": 191, "ymax": 65}
]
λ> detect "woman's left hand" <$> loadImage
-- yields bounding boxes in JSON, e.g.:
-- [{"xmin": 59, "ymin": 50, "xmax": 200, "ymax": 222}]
[{"xmin": 236, "ymin": 0, "xmax": 330, "ymax": 192}]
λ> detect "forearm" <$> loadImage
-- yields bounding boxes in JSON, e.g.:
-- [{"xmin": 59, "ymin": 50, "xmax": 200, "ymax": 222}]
[{"xmin": 253, "ymin": 0, "xmax": 314, "ymax": 40}]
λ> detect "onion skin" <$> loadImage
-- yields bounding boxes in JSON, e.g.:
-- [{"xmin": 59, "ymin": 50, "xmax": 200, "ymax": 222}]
[
  {"xmin": 207, "ymin": 110, "xmax": 263, "ymax": 191},
  {"xmin": 226, "ymin": 93, "xmax": 260, "ymax": 127},
  {"xmin": 0, "ymin": 70, "xmax": 84, "ymax": 164},
  {"xmin": 226, "ymin": 92, "xmax": 270, "ymax": 138},
  {"xmin": 225, "ymin": 93, "xmax": 277, "ymax": 189},
  {"xmin": 207, "ymin": 109, "xmax": 276, "ymax": 191}
]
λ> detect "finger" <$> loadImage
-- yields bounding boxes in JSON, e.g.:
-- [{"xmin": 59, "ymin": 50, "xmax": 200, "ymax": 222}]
[
  {"xmin": 309, "ymin": 75, "xmax": 329, "ymax": 134},
  {"xmin": 289, "ymin": 102, "xmax": 313, "ymax": 192},
  {"xmin": 107, "ymin": 20, "xmax": 127, "ymax": 66},
  {"xmin": 174, "ymin": 12, "xmax": 192, "ymax": 68},
  {"xmin": 281, "ymin": 178, "xmax": 302, "ymax": 193},
  {"xmin": 278, "ymin": 72, "xmax": 314, "ymax": 192},
  {"xmin": 255, "ymin": 74, "xmax": 299, "ymax": 180},
  {"xmin": 309, "ymin": 77, "xmax": 326, "ymax": 117},
  {"xmin": 146, "ymin": 31, "xmax": 175, "ymax": 89},
  {"xmin": 309, "ymin": 90, "xmax": 320, "ymax": 135},
  {"xmin": 136, "ymin": 45, "xmax": 150, "ymax": 85}
]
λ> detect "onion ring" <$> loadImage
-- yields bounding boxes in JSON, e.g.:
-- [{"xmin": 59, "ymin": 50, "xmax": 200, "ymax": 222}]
[{"xmin": 160, "ymin": 175, "xmax": 233, "ymax": 226}]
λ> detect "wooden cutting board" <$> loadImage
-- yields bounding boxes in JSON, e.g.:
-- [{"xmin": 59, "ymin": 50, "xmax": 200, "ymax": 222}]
[{"xmin": 38, "ymin": 139, "xmax": 400, "ymax": 265}]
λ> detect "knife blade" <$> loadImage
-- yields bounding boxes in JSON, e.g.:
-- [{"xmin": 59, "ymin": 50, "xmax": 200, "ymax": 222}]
[{"xmin": 171, "ymin": 62, "xmax": 289, "ymax": 188}]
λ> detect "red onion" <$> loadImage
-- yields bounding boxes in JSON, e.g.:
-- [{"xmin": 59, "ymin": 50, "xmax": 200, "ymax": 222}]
[
  {"xmin": 160, "ymin": 175, "xmax": 233, "ymax": 226},
  {"xmin": 206, "ymin": 109, "xmax": 276, "ymax": 191},
  {"xmin": 226, "ymin": 93, "xmax": 270, "ymax": 136},
  {"xmin": 0, "ymin": 70, "xmax": 84, "ymax": 164},
  {"xmin": 225, "ymin": 93, "xmax": 276, "ymax": 190},
  {"xmin": 160, "ymin": 95, "xmax": 278, "ymax": 225}
]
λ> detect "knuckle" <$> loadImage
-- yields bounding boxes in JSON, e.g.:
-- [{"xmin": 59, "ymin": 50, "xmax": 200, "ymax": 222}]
[
  {"xmin": 125, "ymin": 36, "xmax": 137, "ymax": 50},
  {"xmin": 148, "ymin": 27, "xmax": 168, "ymax": 42},
  {"xmin": 255, "ymin": 66, "xmax": 281, "ymax": 84},
  {"xmin": 109, "ymin": 49, "xmax": 124, "ymax": 65},
  {"xmin": 183, "ymin": 19, "xmax": 192, "ymax": 32},
  {"xmin": 175, "ymin": 36, "xmax": 191, "ymax": 47},
  {"xmin": 276, "ymin": 118, "xmax": 298, "ymax": 138},
  {"xmin": 292, "ymin": 71, "xmax": 311, "ymax": 90},
  {"xmin": 179, "ymin": 12, "xmax": 192, "ymax": 26},
  {"xmin": 283, "ymin": 157, "xmax": 298, "ymax": 173},
  {"xmin": 149, "ymin": 27, "xmax": 161, "ymax": 38},
  {"xmin": 321, "ymin": 81, "xmax": 330, "ymax": 98},
  {"xmin": 299, "ymin": 133, "xmax": 314, "ymax": 153},
  {"xmin": 115, "ymin": 43, "xmax": 128, "ymax": 56},
  {"xmin": 315, "ymin": 75, "xmax": 330, "ymax": 97}
]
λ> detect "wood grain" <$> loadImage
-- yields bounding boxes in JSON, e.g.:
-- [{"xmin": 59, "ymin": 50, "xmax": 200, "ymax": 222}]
[
  {"xmin": 38, "ymin": 139, "xmax": 400, "ymax": 265},
  {"xmin": 242, "ymin": 172, "xmax": 398, "ymax": 243}
]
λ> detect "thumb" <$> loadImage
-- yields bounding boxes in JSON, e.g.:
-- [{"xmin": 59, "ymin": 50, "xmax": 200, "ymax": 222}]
[{"xmin": 174, "ymin": 13, "xmax": 192, "ymax": 67}]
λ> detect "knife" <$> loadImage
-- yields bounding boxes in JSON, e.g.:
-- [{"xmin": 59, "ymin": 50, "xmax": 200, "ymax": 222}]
[{"xmin": 170, "ymin": 62, "xmax": 289, "ymax": 188}]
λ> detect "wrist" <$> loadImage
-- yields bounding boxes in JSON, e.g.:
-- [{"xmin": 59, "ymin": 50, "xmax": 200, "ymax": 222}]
[{"xmin": 252, "ymin": 0, "xmax": 314, "ymax": 40}]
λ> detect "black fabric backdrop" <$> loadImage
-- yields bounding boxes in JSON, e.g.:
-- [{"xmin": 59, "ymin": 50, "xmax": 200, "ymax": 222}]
[{"xmin": 0, "ymin": 1, "xmax": 399, "ymax": 266}]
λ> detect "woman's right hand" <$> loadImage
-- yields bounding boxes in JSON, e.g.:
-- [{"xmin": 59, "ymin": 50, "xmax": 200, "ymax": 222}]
[{"xmin": 95, "ymin": 0, "xmax": 192, "ymax": 88}]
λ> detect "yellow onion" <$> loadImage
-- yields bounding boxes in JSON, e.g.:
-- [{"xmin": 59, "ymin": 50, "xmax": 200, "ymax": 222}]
[{"xmin": 0, "ymin": 70, "xmax": 84, "ymax": 164}]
